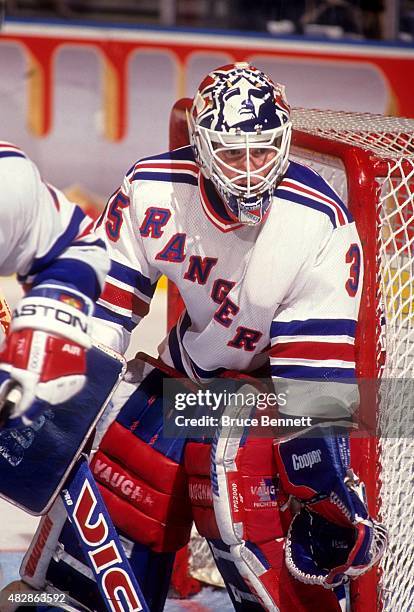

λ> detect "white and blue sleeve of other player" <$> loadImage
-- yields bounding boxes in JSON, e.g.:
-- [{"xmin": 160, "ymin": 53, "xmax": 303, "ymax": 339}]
[
  {"xmin": 0, "ymin": 142, "xmax": 109, "ymax": 301},
  {"xmin": 269, "ymin": 208, "xmax": 363, "ymax": 420},
  {"xmin": 92, "ymin": 172, "xmax": 162, "ymax": 353}
]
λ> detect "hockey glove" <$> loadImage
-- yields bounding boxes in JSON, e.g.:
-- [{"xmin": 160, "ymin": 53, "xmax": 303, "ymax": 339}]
[
  {"xmin": 285, "ymin": 506, "xmax": 388, "ymax": 589},
  {"xmin": 0, "ymin": 283, "xmax": 92, "ymax": 428},
  {"xmin": 274, "ymin": 425, "xmax": 388, "ymax": 588}
]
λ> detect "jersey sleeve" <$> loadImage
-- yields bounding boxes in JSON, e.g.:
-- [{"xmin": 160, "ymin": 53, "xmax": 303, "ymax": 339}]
[
  {"xmin": 0, "ymin": 145, "xmax": 109, "ymax": 300},
  {"xmin": 91, "ymin": 173, "xmax": 162, "ymax": 354},
  {"xmin": 269, "ymin": 221, "xmax": 363, "ymax": 420}
]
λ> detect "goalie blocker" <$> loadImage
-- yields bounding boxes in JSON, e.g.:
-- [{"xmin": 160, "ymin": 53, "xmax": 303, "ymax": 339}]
[{"xmin": 16, "ymin": 356, "xmax": 386, "ymax": 611}]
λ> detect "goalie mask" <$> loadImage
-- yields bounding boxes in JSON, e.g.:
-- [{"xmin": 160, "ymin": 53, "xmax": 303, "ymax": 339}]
[{"xmin": 188, "ymin": 63, "xmax": 292, "ymax": 225}]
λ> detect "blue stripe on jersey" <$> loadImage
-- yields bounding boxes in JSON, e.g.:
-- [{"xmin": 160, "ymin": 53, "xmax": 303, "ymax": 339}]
[
  {"xmin": 168, "ymin": 326, "xmax": 186, "ymax": 375},
  {"xmin": 176, "ymin": 310, "xmax": 226, "ymax": 379},
  {"xmin": 271, "ymin": 364, "xmax": 356, "ymax": 380},
  {"xmin": 46, "ymin": 183, "xmax": 60, "ymax": 210},
  {"xmin": 140, "ymin": 146, "xmax": 194, "ymax": 163},
  {"xmin": 175, "ymin": 312, "xmax": 225, "ymax": 379},
  {"xmin": 178, "ymin": 310, "xmax": 192, "ymax": 341},
  {"xmin": 190, "ymin": 359, "xmax": 226, "ymax": 380},
  {"xmin": 286, "ymin": 160, "xmax": 352, "ymax": 222},
  {"xmin": 270, "ymin": 318, "xmax": 357, "ymax": 338},
  {"xmin": 131, "ymin": 171, "xmax": 198, "ymax": 185},
  {"xmin": 26, "ymin": 206, "xmax": 86, "ymax": 276},
  {"xmin": 27, "ymin": 259, "xmax": 101, "ymax": 300},
  {"xmin": 276, "ymin": 188, "xmax": 340, "ymax": 228},
  {"xmin": 93, "ymin": 302, "xmax": 137, "ymax": 333},
  {"xmin": 109, "ymin": 260, "xmax": 156, "ymax": 298},
  {"xmin": 71, "ymin": 238, "xmax": 107, "ymax": 249},
  {"xmin": 0, "ymin": 151, "xmax": 26, "ymax": 159}
]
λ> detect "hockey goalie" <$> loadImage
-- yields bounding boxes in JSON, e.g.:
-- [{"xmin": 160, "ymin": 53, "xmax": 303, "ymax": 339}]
[{"xmin": 2, "ymin": 64, "xmax": 387, "ymax": 611}]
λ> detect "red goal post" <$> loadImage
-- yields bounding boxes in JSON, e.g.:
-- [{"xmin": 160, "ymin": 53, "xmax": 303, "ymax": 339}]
[{"xmin": 168, "ymin": 99, "xmax": 414, "ymax": 610}]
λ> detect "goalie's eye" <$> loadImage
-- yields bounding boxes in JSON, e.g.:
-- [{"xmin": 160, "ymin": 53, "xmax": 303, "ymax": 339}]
[
  {"xmin": 251, "ymin": 148, "xmax": 268, "ymax": 158},
  {"xmin": 216, "ymin": 147, "xmax": 277, "ymax": 165},
  {"xmin": 216, "ymin": 148, "xmax": 246, "ymax": 163}
]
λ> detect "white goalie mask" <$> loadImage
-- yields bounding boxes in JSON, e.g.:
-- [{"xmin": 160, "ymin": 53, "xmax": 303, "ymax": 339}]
[{"xmin": 187, "ymin": 63, "xmax": 292, "ymax": 225}]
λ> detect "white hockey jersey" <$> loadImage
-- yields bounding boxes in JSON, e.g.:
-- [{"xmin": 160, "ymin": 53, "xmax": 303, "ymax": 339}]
[
  {"xmin": 93, "ymin": 146, "xmax": 362, "ymax": 416},
  {"xmin": 0, "ymin": 142, "xmax": 108, "ymax": 298}
]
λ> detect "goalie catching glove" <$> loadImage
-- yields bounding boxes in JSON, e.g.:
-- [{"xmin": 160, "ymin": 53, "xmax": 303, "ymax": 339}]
[
  {"xmin": 0, "ymin": 283, "xmax": 92, "ymax": 428},
  {"xmin": 285, "ymin": 505, "xmax": 387, "ymax": 589},
  {"xmin": 274, "ymin": 425, "xmax": 388, "ymax": 589}
]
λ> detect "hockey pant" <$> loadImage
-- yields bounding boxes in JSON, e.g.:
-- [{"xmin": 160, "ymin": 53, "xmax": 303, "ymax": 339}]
[{"xmin": 20, "ymin": 363, "xmax": 343, "ymax": 611}]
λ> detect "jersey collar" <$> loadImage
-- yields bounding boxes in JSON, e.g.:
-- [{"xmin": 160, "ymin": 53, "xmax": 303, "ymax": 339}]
[{"xmin": 199, "ymin": 174, "xmax": 243, "ymax": 233}]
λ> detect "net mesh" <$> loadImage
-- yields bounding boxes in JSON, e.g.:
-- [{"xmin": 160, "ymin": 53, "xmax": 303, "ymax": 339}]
[
  {"xmin": 291, "ymin": 109, "xmax": 414, "ymax": 611},
  {"xmin": 188, "ymin": 526, "xmax": 225, "ymax": 588},
  {"xmin": 292, "ymin": 109, "xmax": 414, "ymax": 158}
]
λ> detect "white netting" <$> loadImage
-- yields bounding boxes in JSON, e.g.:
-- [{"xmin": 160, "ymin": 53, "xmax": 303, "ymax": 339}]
[
  {"xmin": 291, "ymin": 110, "xmax": 414, "ymax": 611},
  {"xmin": 188, "ymin": 526, "xmax": 225, "ymax": 587},
  {"xmin": 376, "ymin": 159, "xmax": 414, "ymax": 611},
  {"xmin": 293, "ymin": 109, "xmax": 414, "ymax": 158}
]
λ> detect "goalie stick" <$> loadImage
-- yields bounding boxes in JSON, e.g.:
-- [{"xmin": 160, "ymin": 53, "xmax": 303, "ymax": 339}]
[
  {"xmin": 0, "ymin": 447, "xmax": 149, "ymax": 612},
  {"xmin": 60, "ymin": 454, "xmax": 149, "ymax": 612}
]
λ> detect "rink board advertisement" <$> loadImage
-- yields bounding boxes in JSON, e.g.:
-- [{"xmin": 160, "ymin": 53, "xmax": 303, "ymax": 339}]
[{"xmin": 0, "ymin": 20, "xmax": 414, "ymax": 197}]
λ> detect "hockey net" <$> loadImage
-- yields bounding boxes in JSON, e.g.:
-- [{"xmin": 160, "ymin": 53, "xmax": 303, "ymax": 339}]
[{"xmin": 169, "ymin": 101, "xmax": 414, "ymax": 610}]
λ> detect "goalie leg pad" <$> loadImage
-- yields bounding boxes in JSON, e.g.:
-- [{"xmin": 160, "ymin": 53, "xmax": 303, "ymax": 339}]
[
  {"xmin": 89, "ymin": 363, "xmax": 192, "ymax": 609},
  {"xmin": 20, "ymin": 497, "xmax": 67, "ymax": 590},
  {"xmin": 185, "ymin": 410, "xmax": 343, "ymax": 610},
  {"xmin": 44, "ymin": 522, "xmax": 174, "ymax": 612},
  {"xmin": 91, "ymin": 365, "xmax": 193, "ymax": 553},
  {"xmin": 21, "ymin": 494, "xmax": 174, "ymax": 611}
]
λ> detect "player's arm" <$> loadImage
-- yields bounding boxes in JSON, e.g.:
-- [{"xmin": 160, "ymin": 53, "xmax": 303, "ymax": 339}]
[
  {"xmin": 270, "ymin": 220, "xmax": 362, "ymax": 420},
  {"xmin": 0, "ymin": 149, "xmax": 110, "ymax": 428},
  {"xmin": 91, "ymin": 171, "xmax": 162, "ymax": 354},
  {"xmin": 270, "ymin": 221, "xmax": 387, "ymax": 588}
]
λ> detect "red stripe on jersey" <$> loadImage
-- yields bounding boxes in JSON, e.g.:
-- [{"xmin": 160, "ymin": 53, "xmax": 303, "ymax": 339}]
[
  {"xmin": 282, "ymin": 179, "xmax": 346, "ymax": 226},
  {"xmin": 270, "ymin": 341, "xmax": 355, "ymax": 362},
  {"xmin": 0, "ymin": 142, "xmax": 22, "ymax": 151},
  {"xmin": 135, "ymin": 162, "xmax": 199, "ymax": 173},
  {"xmin": 101, "ymin": 282, "xmax": 150, "ymax": 317},
  {"xmin": 46, "ymin": 184, "xmax": 60, "ymax": 211},
  {"xmin": 77, "ymin": 219, "xmax": 95, "ymax": 239}
]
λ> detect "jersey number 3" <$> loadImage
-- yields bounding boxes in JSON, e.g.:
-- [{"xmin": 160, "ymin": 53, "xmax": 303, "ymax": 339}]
[{"xmin": 345, "ymin": 243, "xmax": 361, "ymax": 297}]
